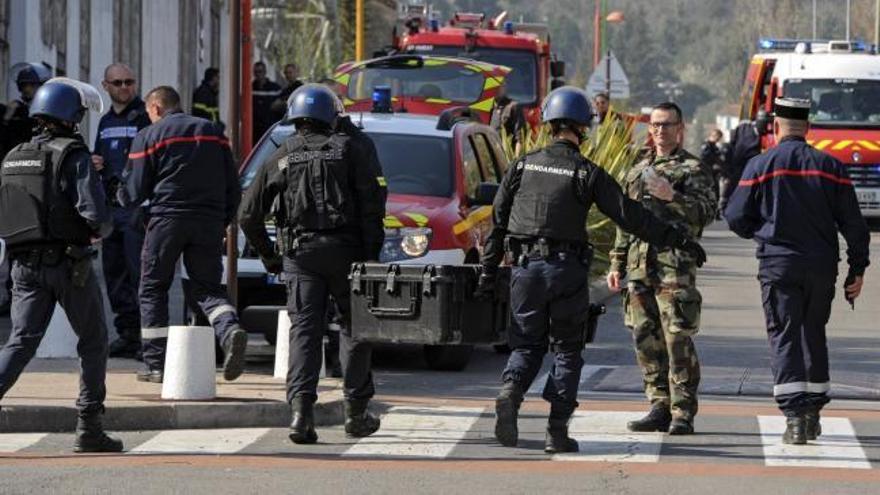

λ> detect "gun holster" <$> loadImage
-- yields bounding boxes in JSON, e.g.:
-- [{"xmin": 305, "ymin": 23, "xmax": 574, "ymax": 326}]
[
  {"xmin": 583, "ymin": 303, "xmax": 606, "ymax": 345},
  {"xmin": 65, "ymin": 245, "xmax": 96, "ymax": 288}
]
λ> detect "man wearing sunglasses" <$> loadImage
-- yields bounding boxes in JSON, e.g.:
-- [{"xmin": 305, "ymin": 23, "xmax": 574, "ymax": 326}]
[
  {"xmin": 607, "ymin": 102, "xmax": 717, "ymax": 435},
  {"xmin": 93, "ymin": 63, "xmax": 151, "ymax": 360}
]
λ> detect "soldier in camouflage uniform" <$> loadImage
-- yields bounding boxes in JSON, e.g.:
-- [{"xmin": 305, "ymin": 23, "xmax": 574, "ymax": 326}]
[{"xmin": 606, "ymin": 102, "xmax": 717, "ymax": 435}]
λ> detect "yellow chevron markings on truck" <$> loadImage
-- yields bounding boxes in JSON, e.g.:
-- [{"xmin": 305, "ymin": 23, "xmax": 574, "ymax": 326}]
[
  {"xmin": 334, "ymin": 73, "xmax": 351, "ymax": 85},
  {"xmin": 384, "ymin": 215, "xmax": 404, "ymax": 228},
  {"xmin": 403, "ymin": 212, "xmax": 429, "ymax": 227},
  {"xmin": 452, "ymin": 206, "xmax": 493, "ymax": 235},
  {"xmin": 469, "ymin": 98, "xmax": 495, "ymax": 113},
  {"xmin": 425, "ymin": 98, "xmax": 452, "ymax": 104},
  {"xmin": 832, "ymin": 140, "xmax": 854, "ymax": 151},
  {"xmin": 858, "ymin": 140, "xmax": 880, "ymax": 151},
  {"xmin": 812, "ymin": 139, "xmax": 833, "ymax": 150},
  {"xmin": 483, "ymin": 77, "xmax": 503, "ymax": 91},
  {"xmin": 422, "ymin": 59, "xmax": 449, "ymax": 67}
]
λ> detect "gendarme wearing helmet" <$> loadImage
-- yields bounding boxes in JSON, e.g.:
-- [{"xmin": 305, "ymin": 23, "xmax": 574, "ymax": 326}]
[
  {"xmin": 29, "ymin": 77, "xmax": 104, "ymax": 127},
  {"xmin": 541, "ymin": 86, "xmax": 593, "ymax": 144},
  {"xmin": 286, "ymin": 83, "xmax": 343, "ymax": 129}
]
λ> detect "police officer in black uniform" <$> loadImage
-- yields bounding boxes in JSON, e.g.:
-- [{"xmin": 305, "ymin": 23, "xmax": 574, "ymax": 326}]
[
  {"xmin": 119, "ymin": 86, "xmax": 247, "ymax": 383},
  {"xmin": 0, "ymin": 78, "xmax": 123, "ymax": 452},
  {"xmin": 479, "ymin": 86, "xmax": 707, "ymax": 453},
  {"xmin": 1, "ymin": 63, "xmax": 52, "ymax": 159},
  {"xmin": 239, "ymin": 84, "xmax": 386, "ymax": 445},
  {"xmin": 725, "ymin": 97, "xmax": 870, "ymax": 445}
]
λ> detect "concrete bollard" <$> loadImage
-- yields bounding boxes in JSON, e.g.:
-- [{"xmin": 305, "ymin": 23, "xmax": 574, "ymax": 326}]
[
  {"xmin": 274, "ymin": 310, "xmax": 325, "ymax": 380},
  {"xmin": 161, "ymin": 326, "xmax": 216, "ymax": 400},
  {"xmin": 35, "ymin": 305, "xmax": 80, "ymax": 358}
]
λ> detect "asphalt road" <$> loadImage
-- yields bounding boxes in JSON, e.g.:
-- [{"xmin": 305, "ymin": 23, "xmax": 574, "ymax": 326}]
[{"xmin": 0, "ymin": 223, "xmax": 879, "ymax": 494}]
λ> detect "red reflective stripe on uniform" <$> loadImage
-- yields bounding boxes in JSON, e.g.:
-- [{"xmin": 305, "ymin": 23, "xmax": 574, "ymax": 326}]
[
  {"xmin": 739, "ymin": 168, "xmax": 852, "ymax": 187},
  {"xmin": 128, "ymin": 135, "xmax": 229, "ymax": 160}
]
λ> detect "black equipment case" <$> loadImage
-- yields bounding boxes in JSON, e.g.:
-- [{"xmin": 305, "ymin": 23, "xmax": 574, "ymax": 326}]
[{"xmin": 349, "ymin": 263, "xmax": 510, "ymax": 345}]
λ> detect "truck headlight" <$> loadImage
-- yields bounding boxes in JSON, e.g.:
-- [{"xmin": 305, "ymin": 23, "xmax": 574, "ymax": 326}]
[
  {"xmin": 380, "ymin": 227, "xmax": 432, "ymax": 262},
  {"xmin": 400, "ymin": 227, "xmax": 431, "ymax": 257}
]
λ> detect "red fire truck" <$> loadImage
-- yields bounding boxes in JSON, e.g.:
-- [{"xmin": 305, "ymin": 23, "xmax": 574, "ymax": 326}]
[
  {"xmin": 739, "ymin": 38, "xmax": 880, "ymax": 217},
  {"xmin": 388, "ymin": 5, "xmax": 565, "ymax": 129}
]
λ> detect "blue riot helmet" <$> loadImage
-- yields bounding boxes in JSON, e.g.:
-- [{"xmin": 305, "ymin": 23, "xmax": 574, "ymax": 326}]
[
  {"xmin": 30, "ymin": 77, "xmax": 104, "ymax": 125},
  {"xmin": 541, "ymin": 86, "xmax": 593, "ymax": 126},
  {"xmin": 286, "ymin": 83, "xmax": 342, "ymax": 128}
]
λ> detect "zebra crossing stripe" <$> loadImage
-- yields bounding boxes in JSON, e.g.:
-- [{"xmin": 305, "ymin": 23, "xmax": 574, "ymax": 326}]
[
  {"xmin": 527, "ymin": 365, "xmax": 612, "ymax": 395},
  {"xmin": 128, "ymin": 428, "xmax": 270, "ymax": 455},
  {"xmin": 553, "ymin": 411, "xmax": 663, "ymax": 462},
  {"xmin": 0, "ymin": 433, "xmax": 47, "ymax": 452},
  {"xmin": 343, "ymin": 406, "xmax": 484, "ymax": 458},
  {"xmin": 758, "ymin": 416, "xmax": 871, "ymax": 469}
]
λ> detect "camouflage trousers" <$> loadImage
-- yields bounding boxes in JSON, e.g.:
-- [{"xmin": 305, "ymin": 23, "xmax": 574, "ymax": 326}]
[{"xmin": 624, "ymin": 280, "xmax": 702, "ymax": 421}]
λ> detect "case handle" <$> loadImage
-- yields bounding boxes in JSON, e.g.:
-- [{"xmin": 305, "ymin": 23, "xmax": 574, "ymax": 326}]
[{"xmin": 366, "ymin": 297, "xmax": 418, "ymax": 317}]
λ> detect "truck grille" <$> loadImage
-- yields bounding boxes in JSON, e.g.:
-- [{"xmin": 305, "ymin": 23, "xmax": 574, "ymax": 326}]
[{"xmin": 847, "ymin": 164, "xmax": 880, "ymax": 188}]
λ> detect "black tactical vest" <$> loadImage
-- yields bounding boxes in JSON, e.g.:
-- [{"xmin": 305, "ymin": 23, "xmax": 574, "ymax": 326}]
[
  {"xmin": 507, "ymin": 146, "xmax": 593, "ymax": 243},
  {"xmin": 0, "ymin": 137, "xmax": 93, "ymax": 248},
  {"xmin": 280, "ymin": 132, "xmax": 354, "ymax": 232}
]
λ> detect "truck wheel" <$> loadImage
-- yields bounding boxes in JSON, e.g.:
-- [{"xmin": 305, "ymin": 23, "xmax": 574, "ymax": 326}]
[{"xmin": 423, "ymin": 345, "xmax": 473, "ymax": 371}]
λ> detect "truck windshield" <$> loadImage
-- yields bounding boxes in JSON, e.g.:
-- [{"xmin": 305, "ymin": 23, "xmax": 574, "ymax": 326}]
[
  {"xmin": 240, "ymin": 127, "xmax": 453, "ymax": 198},
  {"xmin": 411, "ymin": 46, "xmax": 537, "ymax": 105},
  {"xmin": 784, "ymin": 79, "xmax": 880, "ymax": 127},
  {"xmin": 346, "ymin": 65, "xmax": 485, "ymax": 103},
  {"xmin": 369, "ymin": 133, "xmax": 453, "ymax": 197}
]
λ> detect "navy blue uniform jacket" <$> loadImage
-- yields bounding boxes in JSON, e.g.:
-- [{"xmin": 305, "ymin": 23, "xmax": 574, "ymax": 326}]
[
  {"xmin": 724, "ymin": 136, "xmax": 870, "ymax": 275},
  {"xmin": 94, "ymin": 97, "xmax": 151, "ymax": 185},
  {"xmin": 119, "ymin": 111, "xmax": 241, "ymax": 224}
]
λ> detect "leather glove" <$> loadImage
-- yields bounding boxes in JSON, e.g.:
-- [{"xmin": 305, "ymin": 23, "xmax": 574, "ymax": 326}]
[
  {"xmin": 261, "ymin": 253, "xmax": 283, "ymax": 274},
  {"xmin": 474, "ymin": 266, "xmax": 497, "ymax": 300},
  {"xmin": 677, "ymin": 238, "xmax": 707, "ymax": 268}
]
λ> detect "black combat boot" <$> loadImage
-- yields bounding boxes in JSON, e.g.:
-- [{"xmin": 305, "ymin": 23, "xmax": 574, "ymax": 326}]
[
  {"xmin": 668, "ymin": 417, "xmax": 695, "ymax": 435},
  {"xmin": 288, "ymin": 396, "xmax": 318, "ymax": 444},
  {"xmin": 344, "ymin": 399, "xmax": 380, "ymax": 438},
  {"xmin": 782, "ymin": 416, "xmax": 807, "ymax": 445},
  {"xmin": 222, "ymin": 324, "xmax": 248, "ymax": 381},
  {"xmin": 805, "ymin": 409, "xmax": 822, "ymax": 441},
  {"xmin": 73, "ymin": 411, "xmax": 124, "ymax": 453},
  {"xmin": 494, "ymin": 381, "xmax": 524, "ymax": 447},
  {"xmin": 627, "ymin": 403, "xmax": 672, "ymax": 432},
  {"xmin": 544, "ymin": 417, "xmax": 579, "ymax": 454}
]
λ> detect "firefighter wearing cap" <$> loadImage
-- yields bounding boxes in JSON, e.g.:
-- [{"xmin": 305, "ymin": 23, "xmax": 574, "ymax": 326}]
[
  {"xmin": 238, "ymin": 83, "xmax": 386, "ymax": 445},
  {"xmin": 725, "ymin": 97, "xmax": 870, "ymax": 445},
  {"xmin": 0, "ymin": 77, "xmax": 123, "ymax": 452},
  {"xmin": 479, "ymin": 86, "xmax": 707, "ymax": 453}
]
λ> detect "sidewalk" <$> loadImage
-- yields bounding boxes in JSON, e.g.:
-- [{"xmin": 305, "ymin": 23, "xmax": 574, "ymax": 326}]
[{"xmin": 0, "ymin": 352, "xmax": 346, "ymax": 433}]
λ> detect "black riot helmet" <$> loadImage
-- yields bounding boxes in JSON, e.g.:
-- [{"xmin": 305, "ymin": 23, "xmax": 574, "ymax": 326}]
[
  {"xmin": 13, "ymin": 62, "xmax": 52, "ymax": 88},
  {"xmin": 541, "ymin": 86, "xmax": 594, "ymax": 126},
  {"xmin": 286, "ymin": 83, "xmax": 343, "ymax": 129}
]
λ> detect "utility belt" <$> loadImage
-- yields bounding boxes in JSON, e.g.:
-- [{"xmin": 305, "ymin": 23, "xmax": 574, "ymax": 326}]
[
  {"xmin": 283, "ymin": 228, "xmax": 357, "ymax": 256},
  {"xmin": 504, "ymin": 237, "xmax": 593, "ymax": 267},
  {"xmin": 11, "ymin": 243, "xmax": 96, "ymax": 287}
]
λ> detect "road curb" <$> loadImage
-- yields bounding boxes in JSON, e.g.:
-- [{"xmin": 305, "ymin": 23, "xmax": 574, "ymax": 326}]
[{"xmin": 0, "ymin": 394, "xmax": 346, "ymax": 433}]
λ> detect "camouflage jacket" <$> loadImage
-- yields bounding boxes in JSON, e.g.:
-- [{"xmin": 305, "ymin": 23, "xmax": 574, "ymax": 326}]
[{"xmin": 609, "ymin": 147, "xmax": 717, "ymax": 283}]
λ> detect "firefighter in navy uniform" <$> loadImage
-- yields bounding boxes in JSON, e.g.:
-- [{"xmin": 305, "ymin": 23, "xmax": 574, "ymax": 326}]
[
  {"xmin": 118, "ymin": 86, "xmax": 247, "ymax": 384},
  {"xmin": 725, "ymin": 98, "xmax": 870, "ymax": 445},
  {"xmin": 239, "ymin": 84, "xmax": 386, "ymax": 445},
  {"xmin": 478, "ymin": 86, "xmax": 707, "ymax": 453},
  {"xmin": 0, "ymin": 78, "xmax": 123, "ymax": 452}
]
